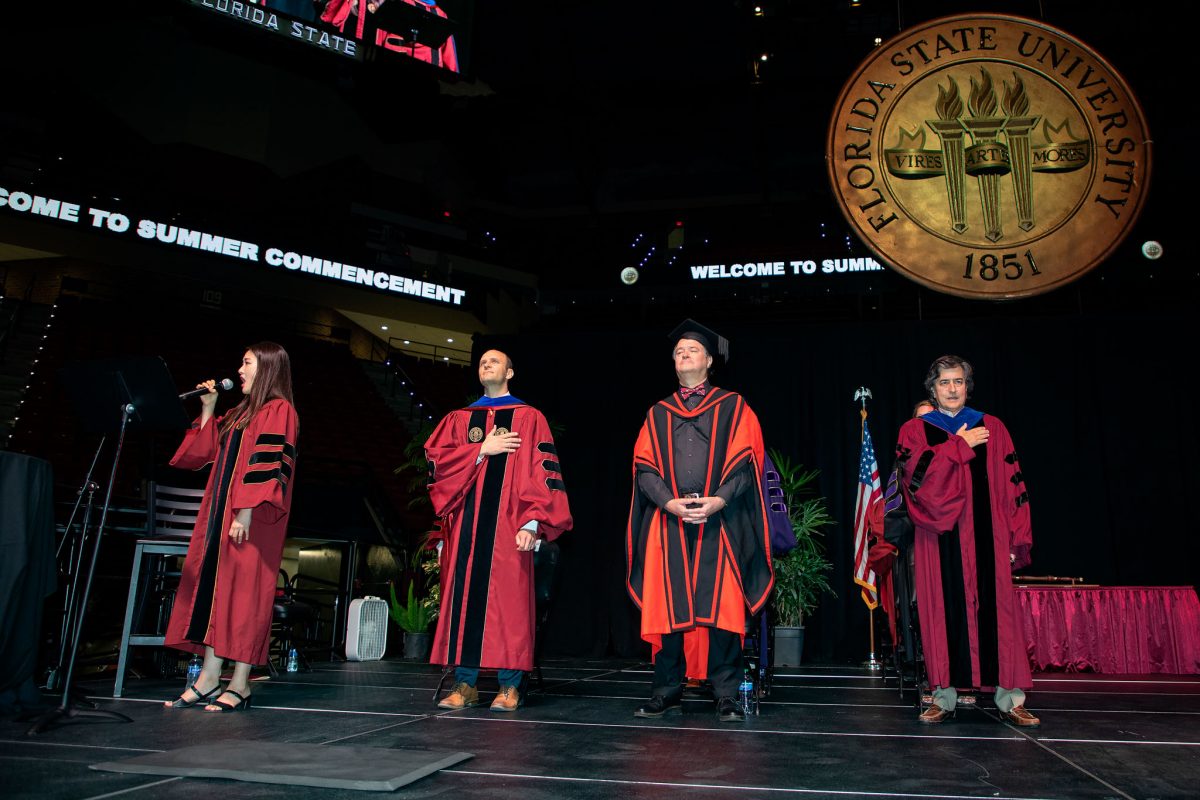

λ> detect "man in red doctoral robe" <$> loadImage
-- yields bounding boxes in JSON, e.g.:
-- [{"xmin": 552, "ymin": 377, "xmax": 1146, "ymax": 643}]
[
  {"xmin": 627, "ymin": 320, "xmax": 774, "ymax": 722},
  {"xmin": 896, "ymin": 355, "xmax": 1039, "ymax": 727},
  {"xmin": 425, "ymin": 348, "xmax": 572, "ymax": 712}
]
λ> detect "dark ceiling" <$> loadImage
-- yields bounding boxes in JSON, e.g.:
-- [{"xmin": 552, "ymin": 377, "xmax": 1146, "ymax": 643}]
[{"xmin": 1, "ymin": 0, "xmax": 1187, "ymax": 307}]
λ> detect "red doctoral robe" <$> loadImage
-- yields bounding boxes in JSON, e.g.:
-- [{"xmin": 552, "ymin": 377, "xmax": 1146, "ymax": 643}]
[
  {"xmin": 164, "ymin": 399, "xmax": 298, "ymax": 665},
  {"xmin": 897, "ymin": 412, "xmax": 1032, "ymax": 691},
  {"xmin": 321, "ymin": 0, "xmax": 460, "ymax": 71},
  {"xmin": 425, "ymin": 401, "xmax": 572, "ymax": 671},
  {"xmin": 626, "ymin": 388, "xmax": 774, "ymax": 664}
]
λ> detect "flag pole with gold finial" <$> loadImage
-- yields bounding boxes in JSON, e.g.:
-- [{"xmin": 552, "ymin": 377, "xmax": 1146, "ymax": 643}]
[{"xmin": 854, "ymin": 386, "xmax": 883, "ymax": 673}]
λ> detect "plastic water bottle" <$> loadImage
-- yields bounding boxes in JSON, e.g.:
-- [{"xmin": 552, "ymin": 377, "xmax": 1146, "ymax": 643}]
[
  {"xmin": 286, "ymin": 648, "xmax": 299, "ymax": 673},
  {"xmin": 738, "ymin": 670, "xmax": 754, "ymax": 715},
  {"xmin": 186, "ymin": 654, "xmax": 202, "ymax": 686}
]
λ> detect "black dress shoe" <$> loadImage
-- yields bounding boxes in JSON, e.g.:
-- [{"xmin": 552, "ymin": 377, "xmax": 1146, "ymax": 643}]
[
  {"xmin": 634, "ymin": 693, "xmax": 682, "ymax": 718},
  {"xmin": 716, "ymin": 697, "xmax": 746, "ymax": 722}
]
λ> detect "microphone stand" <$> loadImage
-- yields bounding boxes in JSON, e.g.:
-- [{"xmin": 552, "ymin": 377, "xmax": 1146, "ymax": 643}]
[
  {"xmin": 25, "ymin": 403, "xmax": 136, "ymax": 735},
  {"xmin": 43, "ymin": 437, "xmax": 105, "ymax": 696}
]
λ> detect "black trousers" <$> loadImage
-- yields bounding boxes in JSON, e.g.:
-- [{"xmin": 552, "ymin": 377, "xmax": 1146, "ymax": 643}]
[{"xmin": 652, "ymin": 627, "xmax": 743, "ymax": 699}]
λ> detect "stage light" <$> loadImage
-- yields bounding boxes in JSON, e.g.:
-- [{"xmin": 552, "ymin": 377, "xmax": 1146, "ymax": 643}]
[
  {"xmin": 381, "ymin": 325, "xmax": 388, "ymax": 331},
  {"xmin": 620, "ymin": 267, "xmax": 639, "ymax": 285},
  {"xmin": 446, "ymin": 337, "xmax": 454, "ymax": 343},
  {"xmin": 1142, "ymin": 240, "xmax": 1163, "ymax": 260}
]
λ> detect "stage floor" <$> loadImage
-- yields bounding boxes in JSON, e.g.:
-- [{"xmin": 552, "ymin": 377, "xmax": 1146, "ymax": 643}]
[{"xmin": 3, "ymin": 658, "xmax": 1199, "ymax": 799}]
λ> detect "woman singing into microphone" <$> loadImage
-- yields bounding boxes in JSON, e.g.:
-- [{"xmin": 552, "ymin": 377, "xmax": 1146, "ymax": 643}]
[{"xmin": 162, "ymin": 342, "xmax": 298, "ymax": 712}]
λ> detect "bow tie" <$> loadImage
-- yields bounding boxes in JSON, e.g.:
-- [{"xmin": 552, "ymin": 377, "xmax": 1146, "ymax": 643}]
[{"xmin": 679, "ymin": 385, "xmax": 707, "ymax": 400}]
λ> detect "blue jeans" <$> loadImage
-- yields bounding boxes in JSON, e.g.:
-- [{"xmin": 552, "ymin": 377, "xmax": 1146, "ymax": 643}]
[{"xmin": 454, "ymin": 666, "xmax": 525, "ymax": 689}]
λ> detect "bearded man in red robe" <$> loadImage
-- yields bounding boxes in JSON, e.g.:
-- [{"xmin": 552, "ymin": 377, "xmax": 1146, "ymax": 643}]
[
  {"xmin": 897, "ymin": 355, "xmax": 1039, "ymax": 727},
  {"xmin": 425, "ymin": 348, "xmax": 572, "ymax": 712}
]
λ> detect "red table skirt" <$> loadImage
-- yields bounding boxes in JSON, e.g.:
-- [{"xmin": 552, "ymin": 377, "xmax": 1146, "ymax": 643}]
[{"xmin": 1015, "ymin": 586, "xmax": 1200, "ymax": 674}]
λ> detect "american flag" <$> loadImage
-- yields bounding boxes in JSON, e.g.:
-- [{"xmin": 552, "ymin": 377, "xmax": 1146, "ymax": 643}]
[{"xmin": 852, "ymin": 419, "xmax": 884, "ymax": 608}]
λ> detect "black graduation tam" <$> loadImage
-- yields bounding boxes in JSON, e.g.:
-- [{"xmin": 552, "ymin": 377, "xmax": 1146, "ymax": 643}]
[{"xmin": 669, "ymin": 319, "xmax": 729, "ymax": 365}]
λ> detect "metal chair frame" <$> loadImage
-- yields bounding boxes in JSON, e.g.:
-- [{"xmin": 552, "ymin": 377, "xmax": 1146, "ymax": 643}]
[{"xmin": 112, "ymin": 482, "xmax": 204, "ymax": 698}]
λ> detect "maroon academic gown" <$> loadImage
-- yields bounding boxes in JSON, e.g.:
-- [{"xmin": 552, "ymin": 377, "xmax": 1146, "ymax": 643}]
[
  {"xmin": 164, "ymin": 400, "xmax": 298, "ymax": 665},
  {"xmin": 897, "ymin": 412, "xmax": 1032, "ymax": 692},
  {"xmin": 425, "ymin": 401, "xmax": 572, "ymax": 672}
]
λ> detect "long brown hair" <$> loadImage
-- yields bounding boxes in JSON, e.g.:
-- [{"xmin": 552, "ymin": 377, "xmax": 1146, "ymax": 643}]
[{"xmin": 220, "ymin": 341, "xmax": 296, "ymax": 436}]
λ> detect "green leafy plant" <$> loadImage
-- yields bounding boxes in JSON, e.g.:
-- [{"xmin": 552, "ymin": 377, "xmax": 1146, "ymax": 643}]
[
  {"xmin": 395, "ymin": 419, "xmax": 435, "ymax": 511},
  {"xmin": 768, "ymin": 448, "xmax": 836, "ymax": 627},
  {"xmin": 388, "ymin": 578, "xmax": 433, "ymax": 634},
  {"xmin": 418, "ymin": 544, "xmax": 441, "ymax": 621}
]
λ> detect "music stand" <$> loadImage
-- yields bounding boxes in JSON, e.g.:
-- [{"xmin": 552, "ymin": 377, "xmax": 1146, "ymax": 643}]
[{"xmin": 26, "ymin": 357, "xmax": 188, "ymax": 735}]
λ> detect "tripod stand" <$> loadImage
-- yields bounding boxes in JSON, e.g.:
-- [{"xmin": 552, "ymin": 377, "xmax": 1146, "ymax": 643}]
[{"xmin": 25, "ymin": 357, "xmax": 188, "ymax": 735}]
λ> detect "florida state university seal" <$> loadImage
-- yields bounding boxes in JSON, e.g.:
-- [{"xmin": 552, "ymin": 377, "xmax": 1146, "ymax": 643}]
[{"xmin": 827, "ymin": 14, "xmax": 1150, "ymax": 299}]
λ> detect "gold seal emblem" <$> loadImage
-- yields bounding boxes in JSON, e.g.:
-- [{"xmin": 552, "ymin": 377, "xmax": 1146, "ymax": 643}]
[
  {"xmin": 827, "ymin": 14, "xmax": 1150, "ymax": 299},
  {"xmin": 468, "ymin": 427, "xmax": 484, "ymax": 443},
  {"xmin": 494, "ymin": 427, "xmax": 510, "ymax": 436}
]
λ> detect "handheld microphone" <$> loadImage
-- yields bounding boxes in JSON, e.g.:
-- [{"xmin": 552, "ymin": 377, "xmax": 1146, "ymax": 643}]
[{"xmin": 179, "ymin": 378, "xmax": 235, "ymax": 400}]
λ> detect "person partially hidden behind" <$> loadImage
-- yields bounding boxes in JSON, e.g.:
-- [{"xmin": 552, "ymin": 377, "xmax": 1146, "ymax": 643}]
[
  {"xmin": 896, "ymin": 355, "xmax": 1038, "ymax": 727},
  {"xmin": 163, "ymin": 343, "xmax": 298, "ymax": 713},
  {"xmin": 626, "ymin": 320, "xmax": 774, "ymax": 723},
  {"xmin": 425, "ymin": 349, "xmax": 572, "ymax": 712}
]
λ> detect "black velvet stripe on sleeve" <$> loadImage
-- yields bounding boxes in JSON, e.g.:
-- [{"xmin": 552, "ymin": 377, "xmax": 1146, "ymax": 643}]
[
  {"xmin": 244, "ymin": 463, "xmax": 293, "ymax": 485},
  {"xmin": 909, "ymin": 451, "xmax": 935, "ymax": 492}
]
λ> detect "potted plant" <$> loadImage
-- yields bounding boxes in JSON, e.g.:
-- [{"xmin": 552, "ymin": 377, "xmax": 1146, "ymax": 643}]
[
  {"xmin": 386, "ymin": 542, "xmax": 440, "ymax": 659},
  {"xmin": 389, "ymin": 574, "xmax": 433, "ymax": 660},
  {"xmin": 767, "ymin": 449, "xmax": 835, "ymax": 666}
]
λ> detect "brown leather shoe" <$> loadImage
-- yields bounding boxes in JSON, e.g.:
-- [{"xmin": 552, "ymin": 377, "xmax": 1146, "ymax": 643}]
[
  {"xmin": 1001, "ymin": 705, "xmax": 1041, "ymax": 727},
  {"xmin": 437, "ymin": 682, "xmax": 480, "ymax": 710},
  {"xmin": 490, "ymin": 685, "xmax": 522, "ymax": 712},
  {"xmin": 918, "ymin": 705, "xmax": 954, "ymax": 724}
]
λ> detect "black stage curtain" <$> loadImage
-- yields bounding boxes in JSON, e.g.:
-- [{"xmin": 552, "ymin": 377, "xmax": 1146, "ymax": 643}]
[
  {"xmin": 0, "ymin": 452, "xmax": 58, "ymax": 709},
  {"xmin": 488, "ymin": 308, "xmax": 1200, "ymax": 663}
]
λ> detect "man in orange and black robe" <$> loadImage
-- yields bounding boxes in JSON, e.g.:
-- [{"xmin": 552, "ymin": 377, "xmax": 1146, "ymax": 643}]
[{"xmin": 626, "ymin": 321, "xmax": 773, "ymax": 722}]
